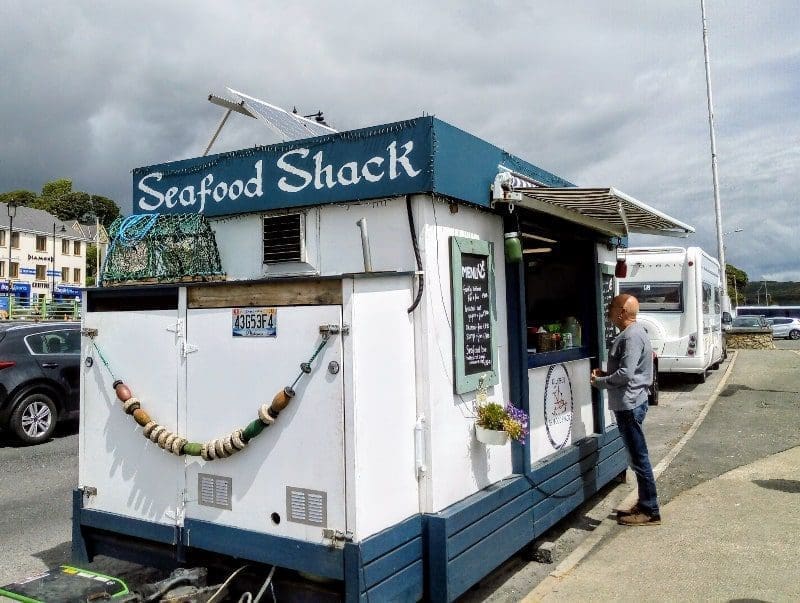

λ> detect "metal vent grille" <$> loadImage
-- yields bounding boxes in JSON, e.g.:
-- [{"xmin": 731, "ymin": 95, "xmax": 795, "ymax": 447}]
[
  {"xmin": 263, "ymin": 214, "xmax": 303, "ymax": 264},
  {"xmin": 198, "ymin": 473, "xmax": 232, "ymax": 510},
  {"xmin": 286, "ymin": 487, "xmax": 327, "ymax": 526}
]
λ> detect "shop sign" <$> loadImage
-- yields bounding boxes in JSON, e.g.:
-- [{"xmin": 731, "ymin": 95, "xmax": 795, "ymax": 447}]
[
  {"xmin": 55, "ymin": 286, "xmax": 82, "ymax": 296},
  {"xmin": 28, "ymin": 254, "xmax": 54, "ymax": 262},
  {"xmin": 132, "ymin": 119, "xmax": 433, "ymax": 218},
  {"xmin": 543, "ymin": 363, "xmax": 574, "ymax": 450},
  {"xmin": 0, "ymin": 282, "xmax": 32, "ymax": 294},
  {"xmin": 20, "ymin": 268, "xmax": 37, "ymax": 275}
]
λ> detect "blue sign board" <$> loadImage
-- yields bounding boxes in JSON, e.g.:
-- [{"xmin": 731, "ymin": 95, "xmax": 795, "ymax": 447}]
[
  {"xmin": 55, "ymin": 286, "xmax": 82, "ymax": 296},
  {"xmin": 132, "ymin": 117, "xmax": 572, "ymax": 217},
  {"xmin": 0, "ymin": 282, "xmax": 31, "ymax": 295},
  {"xmin": 20, "ymin": 268, "xmax": 36, "ymax": 275}
]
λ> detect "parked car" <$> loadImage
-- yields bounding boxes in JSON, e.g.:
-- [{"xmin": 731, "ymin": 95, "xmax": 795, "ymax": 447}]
[
  {"xmin": 0, "ymin": 322, "xmax": 81, "ymax": 444},
  {"xmin": 731, "ymin": 315, "xmax": 771, "ymax": 330},
  {"xmin": 766, "ymin": 317, "xmax": 800, "ymax": 340}
]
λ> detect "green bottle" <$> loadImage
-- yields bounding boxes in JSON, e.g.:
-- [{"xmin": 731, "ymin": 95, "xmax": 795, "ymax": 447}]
[{"xmin": 504, "ymin": 232, "xmax": 522, "ymax": 263}]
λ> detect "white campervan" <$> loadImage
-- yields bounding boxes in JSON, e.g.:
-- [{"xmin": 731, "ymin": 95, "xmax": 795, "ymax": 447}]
[{"xmin": 619, "ymin": 246, "xmax": 725, "ymax": 382}]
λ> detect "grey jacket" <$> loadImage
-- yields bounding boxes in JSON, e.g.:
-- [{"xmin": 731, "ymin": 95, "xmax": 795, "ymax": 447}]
[{"xmin": 594, "ymin": 322, "xmax": 653, "ymax": 411}]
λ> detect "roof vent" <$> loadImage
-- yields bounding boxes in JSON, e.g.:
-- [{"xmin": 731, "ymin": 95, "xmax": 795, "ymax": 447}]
[{"xmin": 263, "ymin": 214, "xmax": 304, "ymax": 264}]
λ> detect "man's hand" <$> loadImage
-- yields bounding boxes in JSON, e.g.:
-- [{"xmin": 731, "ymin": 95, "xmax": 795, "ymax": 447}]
[{"xmin": 590, "ymin": 368, "xmax": 604, "ymax": 385}]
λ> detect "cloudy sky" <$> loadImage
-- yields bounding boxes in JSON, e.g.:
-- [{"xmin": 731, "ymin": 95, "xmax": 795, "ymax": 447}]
[{"xmin": 1, "ymin": 1, "xmax": 798, "ymax": 280}]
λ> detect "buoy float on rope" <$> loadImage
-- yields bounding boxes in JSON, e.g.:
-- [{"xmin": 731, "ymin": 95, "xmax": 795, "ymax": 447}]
[{"xmin": 84, "ymin": 330, "xmax": 331, "ymax": 461}]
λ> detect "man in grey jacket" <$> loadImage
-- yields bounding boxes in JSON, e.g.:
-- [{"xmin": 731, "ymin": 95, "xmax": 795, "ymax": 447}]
[{"xmin": 591, "ymin": 293, "xmax": 660, "ymax": 526}]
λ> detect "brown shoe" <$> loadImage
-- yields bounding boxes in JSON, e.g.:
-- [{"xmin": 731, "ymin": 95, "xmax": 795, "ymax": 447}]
[
  {"xmin": 617, "ymin": 511, "xmax": 661, "ymax": 526},
  {"xmin": 615, "ymin": 503, "xmax": 641, "ymax": 517}
]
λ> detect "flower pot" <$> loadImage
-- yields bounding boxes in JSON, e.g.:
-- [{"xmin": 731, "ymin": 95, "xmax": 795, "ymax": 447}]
[{"xmin": 475, "ymin": 425, "xmax": 509, "ymax": 445}]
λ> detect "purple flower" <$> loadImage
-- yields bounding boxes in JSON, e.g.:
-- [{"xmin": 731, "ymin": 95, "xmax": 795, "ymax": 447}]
[{"xmin": 503, "ymin": 403, "xmax": 529, "ymax": 442}]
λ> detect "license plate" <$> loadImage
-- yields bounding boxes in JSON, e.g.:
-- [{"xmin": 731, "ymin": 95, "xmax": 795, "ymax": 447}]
[{"xmin": 232, "ymin": 307, "xmax": 277, "ymax": 337}]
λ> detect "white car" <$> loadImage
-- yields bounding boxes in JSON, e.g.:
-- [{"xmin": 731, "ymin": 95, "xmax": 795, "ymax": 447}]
[{"xmin": 766, "ymin": 317, "xmax": 800, "ymax": 340}]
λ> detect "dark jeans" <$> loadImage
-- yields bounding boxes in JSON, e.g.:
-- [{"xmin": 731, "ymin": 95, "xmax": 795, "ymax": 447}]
[{"xmin": 614, "ymin": 402, "xmax": 659, "ymax": 516}]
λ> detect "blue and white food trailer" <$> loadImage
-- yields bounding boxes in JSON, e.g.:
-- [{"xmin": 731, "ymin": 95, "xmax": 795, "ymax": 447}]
[{"xmin": 73, "ymin": 117, "xmax": 693, "ymax": 601}]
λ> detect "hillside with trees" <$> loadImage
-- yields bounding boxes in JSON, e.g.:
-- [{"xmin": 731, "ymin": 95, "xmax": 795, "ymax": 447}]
[{"xmin": 0, "ymin": 179, "xmax": 120, "ymax": 228}]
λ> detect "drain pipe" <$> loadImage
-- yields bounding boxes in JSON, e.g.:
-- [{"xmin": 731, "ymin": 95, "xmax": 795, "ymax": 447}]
[{"xmin": 356, "ymin": 218, "xmax": 373, "ymax": 272}]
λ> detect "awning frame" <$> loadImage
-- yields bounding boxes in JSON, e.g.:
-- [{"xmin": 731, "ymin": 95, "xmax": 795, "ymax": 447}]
[{"xmin": 492, "ymin": 168, "xmax": 694, "ymax": 238}]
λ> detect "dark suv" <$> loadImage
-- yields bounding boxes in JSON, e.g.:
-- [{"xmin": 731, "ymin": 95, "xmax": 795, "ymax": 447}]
[{"xmin": 0, "ymin": 322, "xmax": 81, "ymax": 444}]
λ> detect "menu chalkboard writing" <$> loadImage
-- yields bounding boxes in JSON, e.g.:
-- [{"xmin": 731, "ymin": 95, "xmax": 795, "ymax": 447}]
[
  {"xmin": 461, "ymin": 253, "xmax": 493, "ymax": 375},
  {"xmin": 450, "ymin": 237, "xmax": 498, "ymax": 394}
]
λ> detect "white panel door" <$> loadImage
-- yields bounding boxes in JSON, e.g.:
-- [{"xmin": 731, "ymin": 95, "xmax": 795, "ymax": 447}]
[
  {"xmin": 183, "ymin": 305, "xmax": 345, "ymax": 544},
  {"xmin": 80, "ymin": 310, "xmax": 183, "ymax": 525}
]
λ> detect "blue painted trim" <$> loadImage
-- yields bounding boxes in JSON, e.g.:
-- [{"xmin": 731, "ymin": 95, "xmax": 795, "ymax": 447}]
[
  {"xmin": 527, "ymin": 346, "xmax": 591, "ymax": 368},
  {"xmin": 184, "ymin": 518, "xmax": 343, "ymax": 579},
  {"xmin": 79, "ymin": 507, "xmax": 177, "ymax": 545},
  {"xmin": 71, "ymin": 489, "xmax": 89, "ymax": 564},
  {"xmin": 438, "ymin": 476, "xmax": 530, "ymax": 536},
  {"xmin": 533, "ymin": 446, "xmax": 628, "ymax": 536},
  {"xmin": 362, "ymin": 537, "xmax": 423, "ymax": 588},
  {"xmin": 361, "ymin": 559, "xmax": 424, "ymax": 603},
  {"xmin": 359, "ymin": 514, "xmax": 423, "ymax": 563},
  {"xmin": 503, "ymin": 216, "xmax": 530, "ymax": 476},
  {"xmin": 343, "ymin": 543, "xmax": 363, "ymax": 603},
  {"xmin": 425, "ymin": 515, "xmax": 449, "ymax": 603},
  {"xmin": 447, "ymin": 490, "xmax": 532, "ymax": 559}
]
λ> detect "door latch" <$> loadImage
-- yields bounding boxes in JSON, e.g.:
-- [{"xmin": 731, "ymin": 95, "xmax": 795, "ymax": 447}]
[{"xmin": 319, "ymin": 324, "xmax": 350, "ymax": 336}]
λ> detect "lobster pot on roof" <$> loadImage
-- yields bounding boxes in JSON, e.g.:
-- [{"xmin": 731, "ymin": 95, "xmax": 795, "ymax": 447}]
[{"xmin": 102, "ymin": 214, "xmax": 225, "ymax": 284}]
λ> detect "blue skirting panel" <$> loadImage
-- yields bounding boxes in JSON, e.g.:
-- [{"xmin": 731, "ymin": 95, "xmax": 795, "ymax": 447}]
[
  {"xmin": 426, "ymin": 476, "xmax": 534, "ymax": 602},
  {"xmin": 344, "ymin": 515, "xmax": 424, "ymax": 602}
]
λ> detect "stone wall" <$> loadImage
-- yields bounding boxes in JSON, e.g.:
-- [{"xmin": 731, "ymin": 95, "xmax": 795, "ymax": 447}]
[{"xmin": 725, "ymin": 331, "xmax": 775, "ymax": 350}]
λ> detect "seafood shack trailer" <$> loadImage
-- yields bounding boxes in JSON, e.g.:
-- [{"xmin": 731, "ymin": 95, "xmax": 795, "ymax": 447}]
[{"xmin": 73, "ymin": 117, "xmax": 693, "ymax": 601}]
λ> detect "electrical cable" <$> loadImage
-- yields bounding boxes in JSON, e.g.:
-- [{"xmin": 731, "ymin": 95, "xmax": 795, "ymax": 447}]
[
  {"xmin": 252, "ymin": 566, "xmax": 277, "ymax": 603},
  {"xmin": 406, "ymin": 195, "xmax": 424, "ymax": 313},
  {"xmin": 207, "ymin": 565, "xmax": 250, "ymax": 603}
]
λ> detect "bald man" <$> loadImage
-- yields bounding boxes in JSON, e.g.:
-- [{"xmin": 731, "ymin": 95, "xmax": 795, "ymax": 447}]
[{"xmin": 591, "ymin": 293, "xmax": 660, "ymax": 526}]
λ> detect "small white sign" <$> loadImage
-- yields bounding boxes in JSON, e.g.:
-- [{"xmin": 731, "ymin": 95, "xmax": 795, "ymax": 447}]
[{"xmin": 232, "ymin": 307, "xmax": 277, "ymax": 337}]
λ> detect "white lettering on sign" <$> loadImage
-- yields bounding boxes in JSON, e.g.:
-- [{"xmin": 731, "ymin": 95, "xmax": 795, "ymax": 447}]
[
  {"xmin": 462, "ymin": 260, "xmax": 486, "ymax": 281},
  {"xmin": 138, "ymin": 160, "xmax": 264, "ymax": 213},
  {"xmin": 277, "ymin": 140, "xmax": 421, "ymax": 194},
  {"xmin": 136, "ymin": 138, "xmax": 422, "ymax": 213}
]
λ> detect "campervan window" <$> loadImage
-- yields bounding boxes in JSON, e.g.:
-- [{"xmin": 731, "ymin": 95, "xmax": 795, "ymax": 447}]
[
  {"xmin": 618, "ymin": 282, "xmax": 683, "ymax": 311},
  {"xmin": 702, "ymin": 283, "xmax": 713, "ymax": 314}
]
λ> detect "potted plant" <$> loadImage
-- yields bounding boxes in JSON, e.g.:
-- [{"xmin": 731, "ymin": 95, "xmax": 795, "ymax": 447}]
[{"xmin": 474, "ymin": 400, "xmax": 529, "ymax": 446}]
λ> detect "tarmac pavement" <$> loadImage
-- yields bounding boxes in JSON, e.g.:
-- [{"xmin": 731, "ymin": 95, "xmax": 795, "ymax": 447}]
[{"xmin": 523, "ymin": 344, "xmax": 800, "ymax": 602}]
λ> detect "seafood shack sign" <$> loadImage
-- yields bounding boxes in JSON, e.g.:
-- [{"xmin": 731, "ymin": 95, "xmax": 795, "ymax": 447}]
[{"xmin": 133, "ymin": 118, "xmax": 435, "ymax": 217}]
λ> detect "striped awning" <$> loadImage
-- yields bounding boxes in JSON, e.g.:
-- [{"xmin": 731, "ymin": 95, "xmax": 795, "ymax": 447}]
[{"xmin": 494, "ymin": 172, "xmax": 694, "ymax": 238}]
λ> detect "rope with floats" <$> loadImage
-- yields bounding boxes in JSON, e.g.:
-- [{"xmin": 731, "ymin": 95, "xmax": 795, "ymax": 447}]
[{"xmin": 86, "ymin": 332, "xmax": 331, "ymax": 461}]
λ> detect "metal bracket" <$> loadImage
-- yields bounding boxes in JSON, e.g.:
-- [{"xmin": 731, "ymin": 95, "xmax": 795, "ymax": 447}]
[
  {"xmin": 319, "ymin": 324, "xmax": 350, "ymax": 336},
  {"xmin": 81, "ymin": 328, "xmax": 98, "ymax": 338},
  {"xmin": 81, "ymin": 486, "xmax": 98, "ymax": 497},
  {"xmin": 166, "ymin": 319, "xmax": 185, "ymax": 338},
  {"xmin": 182, "ymin": 341, "xmax": 199, "ymax": 357},
  {"xmin": 322, "ymin": 528, "xmax": 353, "ymax": 549}
]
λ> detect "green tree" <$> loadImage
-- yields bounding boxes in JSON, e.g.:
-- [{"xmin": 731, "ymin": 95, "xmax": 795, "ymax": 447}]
[
  {"xmin": 726, "ymin": 263, "xmax": 748, "ymax": 306},
  {"xmin": 86, "ymin": 243, "xmax": 99, "ymax": 286},
  {"xmin": 0, "ymin": 190, "xmax": 37, "ymax": 206},
  {"xmin": 40, "ymin": 179, "xmax": 73, "ymax": 203}
]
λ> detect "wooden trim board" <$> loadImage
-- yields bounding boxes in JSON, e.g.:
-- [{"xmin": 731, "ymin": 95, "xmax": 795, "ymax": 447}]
[{"xmin": 188, "ymin": 279, "xmax": 342, "ymax": 308}]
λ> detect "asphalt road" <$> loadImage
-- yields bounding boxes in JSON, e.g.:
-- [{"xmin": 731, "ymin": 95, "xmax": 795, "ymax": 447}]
[{"xmin": 1, "ymin": 338, "xmax": 798, "ymax": 599}]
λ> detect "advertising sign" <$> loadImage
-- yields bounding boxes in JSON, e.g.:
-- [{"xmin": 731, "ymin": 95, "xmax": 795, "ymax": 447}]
[{"xmin": 132, "ymin": 119, "xmax": 433, "ymax": 218}]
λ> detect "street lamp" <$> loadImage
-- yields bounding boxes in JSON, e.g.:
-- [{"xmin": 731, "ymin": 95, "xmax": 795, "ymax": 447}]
[
  {"xmin": 6, "ymin": 201, "xmax": 17, "ymax": 314},
  {"xmin": 52, "ymin": 222, "xmax": 66, "ymax": 300}
]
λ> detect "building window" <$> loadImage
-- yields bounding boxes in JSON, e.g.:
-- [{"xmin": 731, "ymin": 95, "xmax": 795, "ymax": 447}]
[
  {"xmin": 62, "ymin": 239, "xmax": 70, "ymax": 254},
  {"xmin": 36, "ymin": 236, "xmax": 47, "ymax": 251},
  {"xmin": 0, "ymin": 230, "xmax": 5, "ymax": 247},
  {"xmin": 11, "ymin": 232, "xmax": 19, "ymax": 249},
  {"xmin": 73, "ymin": 267, "xmax": 81, "ymax": 283},
  {"xmin": 0, "ymin": 263, "xmax": 4, "ymax": 277},
  {"xmin": 36, "ymin": 265, "xmax": 46, "ymax": 280},
  {"xmin": 62, "ymin": 267, "xmax": 69, "ymax": 281},
  {"xmin": 73, "ymin": 241, "xmax": 81, "ymax": 255},
  {"xmin": 10, "ymin": 262, "xmax": 18, "ymax": 278}
]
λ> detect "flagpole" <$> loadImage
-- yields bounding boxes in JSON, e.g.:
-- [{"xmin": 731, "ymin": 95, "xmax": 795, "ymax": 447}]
[{"xmin": 701, "ymin": 0, "xmax": 728, "ymax": 310}]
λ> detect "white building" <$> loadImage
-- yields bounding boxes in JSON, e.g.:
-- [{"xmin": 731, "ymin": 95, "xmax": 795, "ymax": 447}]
[{"xmin": 0, "ymin": 202, "xmax": 93, "ymax": 306}]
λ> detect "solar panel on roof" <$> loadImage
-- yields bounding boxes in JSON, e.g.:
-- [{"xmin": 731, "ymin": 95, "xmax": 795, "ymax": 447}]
[{"xmin": 227, "ymin": 87, "xmax": 337, "ymax": 141}]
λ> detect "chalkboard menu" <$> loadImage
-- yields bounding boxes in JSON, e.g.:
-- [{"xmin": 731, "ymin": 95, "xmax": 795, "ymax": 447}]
[
  {"xmin": 602, "ymin": 273, "xmax": 616, "ymax": 349},
  {"xmin": 450, "ymin": 237, "xmax": 497, "ymax": 394}
]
